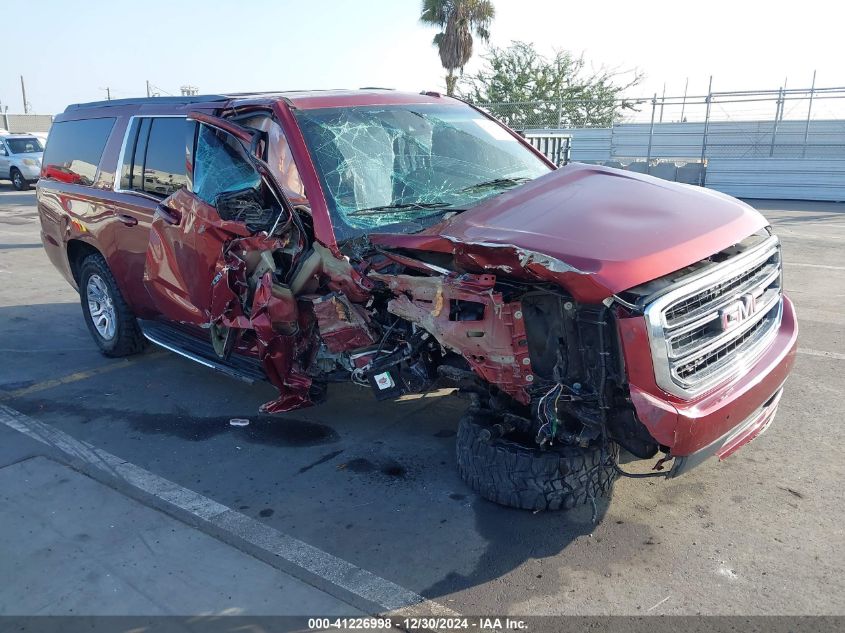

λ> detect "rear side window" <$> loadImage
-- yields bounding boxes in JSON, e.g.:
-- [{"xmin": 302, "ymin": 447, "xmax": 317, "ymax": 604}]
[
  {"xmin": 120, "ymin": 117, "xmax": 188, "ymax": 198},
  {"xmin": 42, "ymin": 118, "xmax": 115, "ymax": 186}
]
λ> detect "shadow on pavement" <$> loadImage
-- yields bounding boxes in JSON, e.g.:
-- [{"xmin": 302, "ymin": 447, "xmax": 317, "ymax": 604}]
[{"xmin": 422, "ymin": 496, "xmax": 610, "ymax": 603}]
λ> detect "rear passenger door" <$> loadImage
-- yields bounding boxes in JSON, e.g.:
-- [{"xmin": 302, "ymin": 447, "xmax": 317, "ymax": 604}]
[{"xmin": 111, "ymin": 116, "xmax": 191, "ymax": 315}]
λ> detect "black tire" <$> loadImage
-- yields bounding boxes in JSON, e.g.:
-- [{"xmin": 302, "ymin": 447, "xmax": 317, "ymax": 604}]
[
  {"xmin": 78, "ymin": 253, "xmax": 145, "ymax": 357},
  {"xmin": 456, "ymin": 409, "xmax": 618, "ymax": 511},
  {"xmin": 11, "ymin": 168, "xmax": 29, "ymax": 191}
]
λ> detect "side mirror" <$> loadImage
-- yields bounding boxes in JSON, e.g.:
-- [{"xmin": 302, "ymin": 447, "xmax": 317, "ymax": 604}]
[{"xmin": 0, "ymin": 147, "xmax": 7, "ymax": 156}]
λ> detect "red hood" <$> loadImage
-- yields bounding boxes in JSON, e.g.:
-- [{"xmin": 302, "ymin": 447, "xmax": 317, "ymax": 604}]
[{"xmin": 371, "ymin": 163, "xmax": 767, "ymax": 302}]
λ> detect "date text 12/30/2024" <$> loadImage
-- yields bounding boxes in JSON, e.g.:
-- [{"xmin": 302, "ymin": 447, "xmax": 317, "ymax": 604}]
[{"xmin": 307, "ymin": 617, "xmax": 529, "ymax": 631}]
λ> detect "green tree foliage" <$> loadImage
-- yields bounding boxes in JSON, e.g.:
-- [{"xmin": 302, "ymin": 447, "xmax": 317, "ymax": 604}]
[
  {"xmin": 461, "ymin": 41, "xmax": 643, "ymax": 128},
  {"xmin": 420, "ymin": 0, "xmax": 496, "ymax": 96}
]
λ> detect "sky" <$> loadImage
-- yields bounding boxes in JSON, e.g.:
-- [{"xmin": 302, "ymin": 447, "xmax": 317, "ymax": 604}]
[{"xmin": 3, "ymin": 0, "xmax": 843, "ymax": 118}]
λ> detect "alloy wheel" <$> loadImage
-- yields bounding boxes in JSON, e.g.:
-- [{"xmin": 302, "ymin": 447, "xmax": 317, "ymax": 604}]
[{"xmin": 86, "ymin": 274, "xmax": 117, "ymax": 340}]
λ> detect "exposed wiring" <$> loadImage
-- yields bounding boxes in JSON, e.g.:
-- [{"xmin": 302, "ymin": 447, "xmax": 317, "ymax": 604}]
[{"xmin": 374, "ymin": 318, "xmax": 401, "ymax": 358}]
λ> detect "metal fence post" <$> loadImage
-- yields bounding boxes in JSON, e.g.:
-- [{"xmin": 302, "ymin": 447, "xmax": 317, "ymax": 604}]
[
  {"xmin": 770, "ymin": 87, "xmax": 783, "ymax": 157},
  {"xmin": 609, "ymin": 119, "xmax": 616, "ymax": 161},
  {"xmin": 699, "ymin": 76, "xmax": 713, "ymax": 186},
  {"xmin": 646, "ymin": 93, "xmax": 657, "ymax": 170},
  {"xmin": 659, "ymin": 84, "xmax": 666, "ymax": 122},
  {"xmin": 802, "ymin": 70, "xmax": 816, "ymax": 158}
]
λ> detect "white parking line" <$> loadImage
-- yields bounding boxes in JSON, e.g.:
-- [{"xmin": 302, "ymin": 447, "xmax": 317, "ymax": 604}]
[
  {"xmin": 798, "ymin": 348, "xmax": 845, "ymax": 361},
  {"xmin": 788, "ymin": 262, "xmax": 845, "ymax": 271},
  {"xmin": 776, "ymin": 229, "xmax": 845, "ymax": 241},
  {"xmin": 0, "ymin": 404, "xmax": 459, "ymax": 619}
]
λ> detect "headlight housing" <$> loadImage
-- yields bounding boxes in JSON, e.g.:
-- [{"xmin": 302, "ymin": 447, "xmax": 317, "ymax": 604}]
[{"xmin": 22, "ymin": 158, "xmax": 39, "ymax": 167}]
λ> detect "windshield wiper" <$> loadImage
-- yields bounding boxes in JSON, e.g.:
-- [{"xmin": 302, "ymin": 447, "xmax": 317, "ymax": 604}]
[
  {"xmin": 460, "ymin": 176, "xmax": 531, "ymax": 193},
  {"xmin": 349, "ymin": 202, "xmax": 454, "ymax": 216}
]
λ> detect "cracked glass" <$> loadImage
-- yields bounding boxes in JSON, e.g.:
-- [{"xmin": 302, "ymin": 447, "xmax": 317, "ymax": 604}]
[
  {"xmin": 193, "ymin": 124, "xmax": 262, "ymax": 205},
  {"xmin": 295, "ymin": 104, "xmax": 551, "ymax": 241}
]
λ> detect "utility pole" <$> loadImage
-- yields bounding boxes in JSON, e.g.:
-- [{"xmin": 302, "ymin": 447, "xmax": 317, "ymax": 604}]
[
  {"xmin": 20, "ymin": 75, "xmax": 28, "ymax": 114},
  {"xmin": 146, "ymin": 80, "xmax": 151, "ymax": 98},
  {"xmin": 100, "ymin": 87, "xmax": 111, "ymax": 100}
]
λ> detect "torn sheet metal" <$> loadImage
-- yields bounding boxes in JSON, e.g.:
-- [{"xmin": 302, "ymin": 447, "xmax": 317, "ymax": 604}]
[
  {"xmin": 145, "ymin": 188, "xmax": 314, "ymax": 413},
  {"xmin": 249, "ymin": 270, "xmax": 313, "ymax": 413},
  {"xmin": 367, "ymin": 231, "xmax": 610, "ymax": 303},
  {"xmin": 309, "ymin": 292, "xmax": 375, "ymax": 353},
  {"xmin": 371, "ymin": 271, "xmax": 534, "ymax": 403}
]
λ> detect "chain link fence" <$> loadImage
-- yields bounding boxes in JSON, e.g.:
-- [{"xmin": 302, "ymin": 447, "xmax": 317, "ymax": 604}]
[
  {"xmin": 474, "ymin": 85, "xmax": 845, "ymax": 200},
  {"xmin": 472, "ymin": 85, "xmax": 845, "ymax": 161}
]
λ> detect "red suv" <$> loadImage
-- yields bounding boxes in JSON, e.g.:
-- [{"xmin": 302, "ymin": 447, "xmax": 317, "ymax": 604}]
[{"xmin": 37, "ymin": 90, "xmax": 797, "ymax": 511}]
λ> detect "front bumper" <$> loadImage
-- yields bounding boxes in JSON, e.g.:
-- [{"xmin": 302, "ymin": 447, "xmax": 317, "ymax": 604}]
[
  {"xmin": 618, "ymin": 295, "xmax": 798, "ymax": 468},
  {"xmin": 17, "ymin": 163, "xmax": 41, "ymax": 180},
  {"xmin": 668, "ymin": 385, "xmax": 784, "ymax": 477}
]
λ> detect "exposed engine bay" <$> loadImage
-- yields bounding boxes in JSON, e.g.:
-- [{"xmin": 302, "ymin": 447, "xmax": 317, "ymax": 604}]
[{"xmin": 163, "ymin": 187, "xmax": 656, "ymax": 459}]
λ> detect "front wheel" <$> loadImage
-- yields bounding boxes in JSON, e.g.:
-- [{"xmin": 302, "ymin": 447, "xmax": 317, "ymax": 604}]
[
  {"xmin": 456, "ymin": 409, "xmax": 618, "ymax": 511},
  {"xmin": 79, "ymin": 253, "xmax": 146, "ymax": 357},
  {"xmin": 11, "ymin": 168, "xmax": 29, "ymax": 191}
]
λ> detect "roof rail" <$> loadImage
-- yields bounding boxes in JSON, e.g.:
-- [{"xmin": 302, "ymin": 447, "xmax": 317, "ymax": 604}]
[{"xmin": 64, "ymin": 95, "xmax": 230, "ymax": 111}]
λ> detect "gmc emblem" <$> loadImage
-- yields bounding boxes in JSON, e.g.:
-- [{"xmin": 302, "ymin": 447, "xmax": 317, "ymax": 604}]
[{"xmin": 719, "ymin": 294, "xmax": 758, "ymax": 331}]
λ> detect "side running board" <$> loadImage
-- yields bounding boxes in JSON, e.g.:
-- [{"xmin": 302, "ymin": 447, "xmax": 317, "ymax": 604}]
[{"xmin": 138, "ymin": 320, "xmax": 267, "ymax": 385}]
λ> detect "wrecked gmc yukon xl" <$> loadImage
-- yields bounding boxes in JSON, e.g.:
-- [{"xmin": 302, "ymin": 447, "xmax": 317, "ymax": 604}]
[{"xmin": 37, "ymin": 90, "xmax": 797, "ymax": 511}]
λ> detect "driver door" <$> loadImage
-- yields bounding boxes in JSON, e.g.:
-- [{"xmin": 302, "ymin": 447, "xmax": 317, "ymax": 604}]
[{"xmin": 142, "ymin": 113, "xmax": 288, "ymax": 327}]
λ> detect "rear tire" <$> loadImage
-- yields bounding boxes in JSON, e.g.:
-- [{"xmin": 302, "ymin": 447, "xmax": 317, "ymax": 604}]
[
  {"xmin": 78, "ymin": 253, "xmax": 146, "ymax": 357},
  {"xmin": 456, "ymin": 409, "xmax": 618, "ymax": 511},
  {"xmin": 11, "ymin": 168, "xmax": 29, "ymax": 191}
]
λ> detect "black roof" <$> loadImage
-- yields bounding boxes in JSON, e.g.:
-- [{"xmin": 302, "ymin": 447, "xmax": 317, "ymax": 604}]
[
  {"xmin": 64, "ymin": 94, "xmax": 230, "ymax": 111},
  {"xmin": 63, "ymin": 88, "xmax": 401, "ymax": 112}
]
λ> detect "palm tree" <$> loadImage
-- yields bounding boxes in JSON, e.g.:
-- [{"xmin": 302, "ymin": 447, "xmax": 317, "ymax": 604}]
[{"xmin": 420, "ymin": 0, "xmax": 495, "ymax": 96}]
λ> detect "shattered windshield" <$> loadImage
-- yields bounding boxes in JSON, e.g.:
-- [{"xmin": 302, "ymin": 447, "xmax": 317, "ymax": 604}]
[{"xmin": 294, "ymin": 104, "xmax": 551, "ymax": 240}]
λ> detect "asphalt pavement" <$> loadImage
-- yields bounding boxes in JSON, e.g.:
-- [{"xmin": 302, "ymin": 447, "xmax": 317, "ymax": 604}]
[{"xmin": 0, "ymin": 185, "xmax": 843, "ymax": 618}]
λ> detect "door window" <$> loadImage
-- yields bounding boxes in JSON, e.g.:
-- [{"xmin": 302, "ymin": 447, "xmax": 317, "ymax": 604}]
[
  {"xmin": 193, "ymin": 124, "xmax": 262, "ymax": 204},
  {"xmin": 120, "ymin": 117, "xmax": 188, "ymax": 197},
  {"xmin": 192, "ymin": 123, "xmax": 275, "ymax": 232}
]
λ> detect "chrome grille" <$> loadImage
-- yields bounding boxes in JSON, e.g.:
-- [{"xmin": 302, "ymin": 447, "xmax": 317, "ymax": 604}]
[{"xmin": 644, "ymin": 235, "xmax": 783, "ymax": 398}]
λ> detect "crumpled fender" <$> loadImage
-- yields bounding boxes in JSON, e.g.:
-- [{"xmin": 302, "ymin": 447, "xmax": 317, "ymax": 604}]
[{"xmin": 210, "ymin": 237, "xmax": 313, "ymax": 413}]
